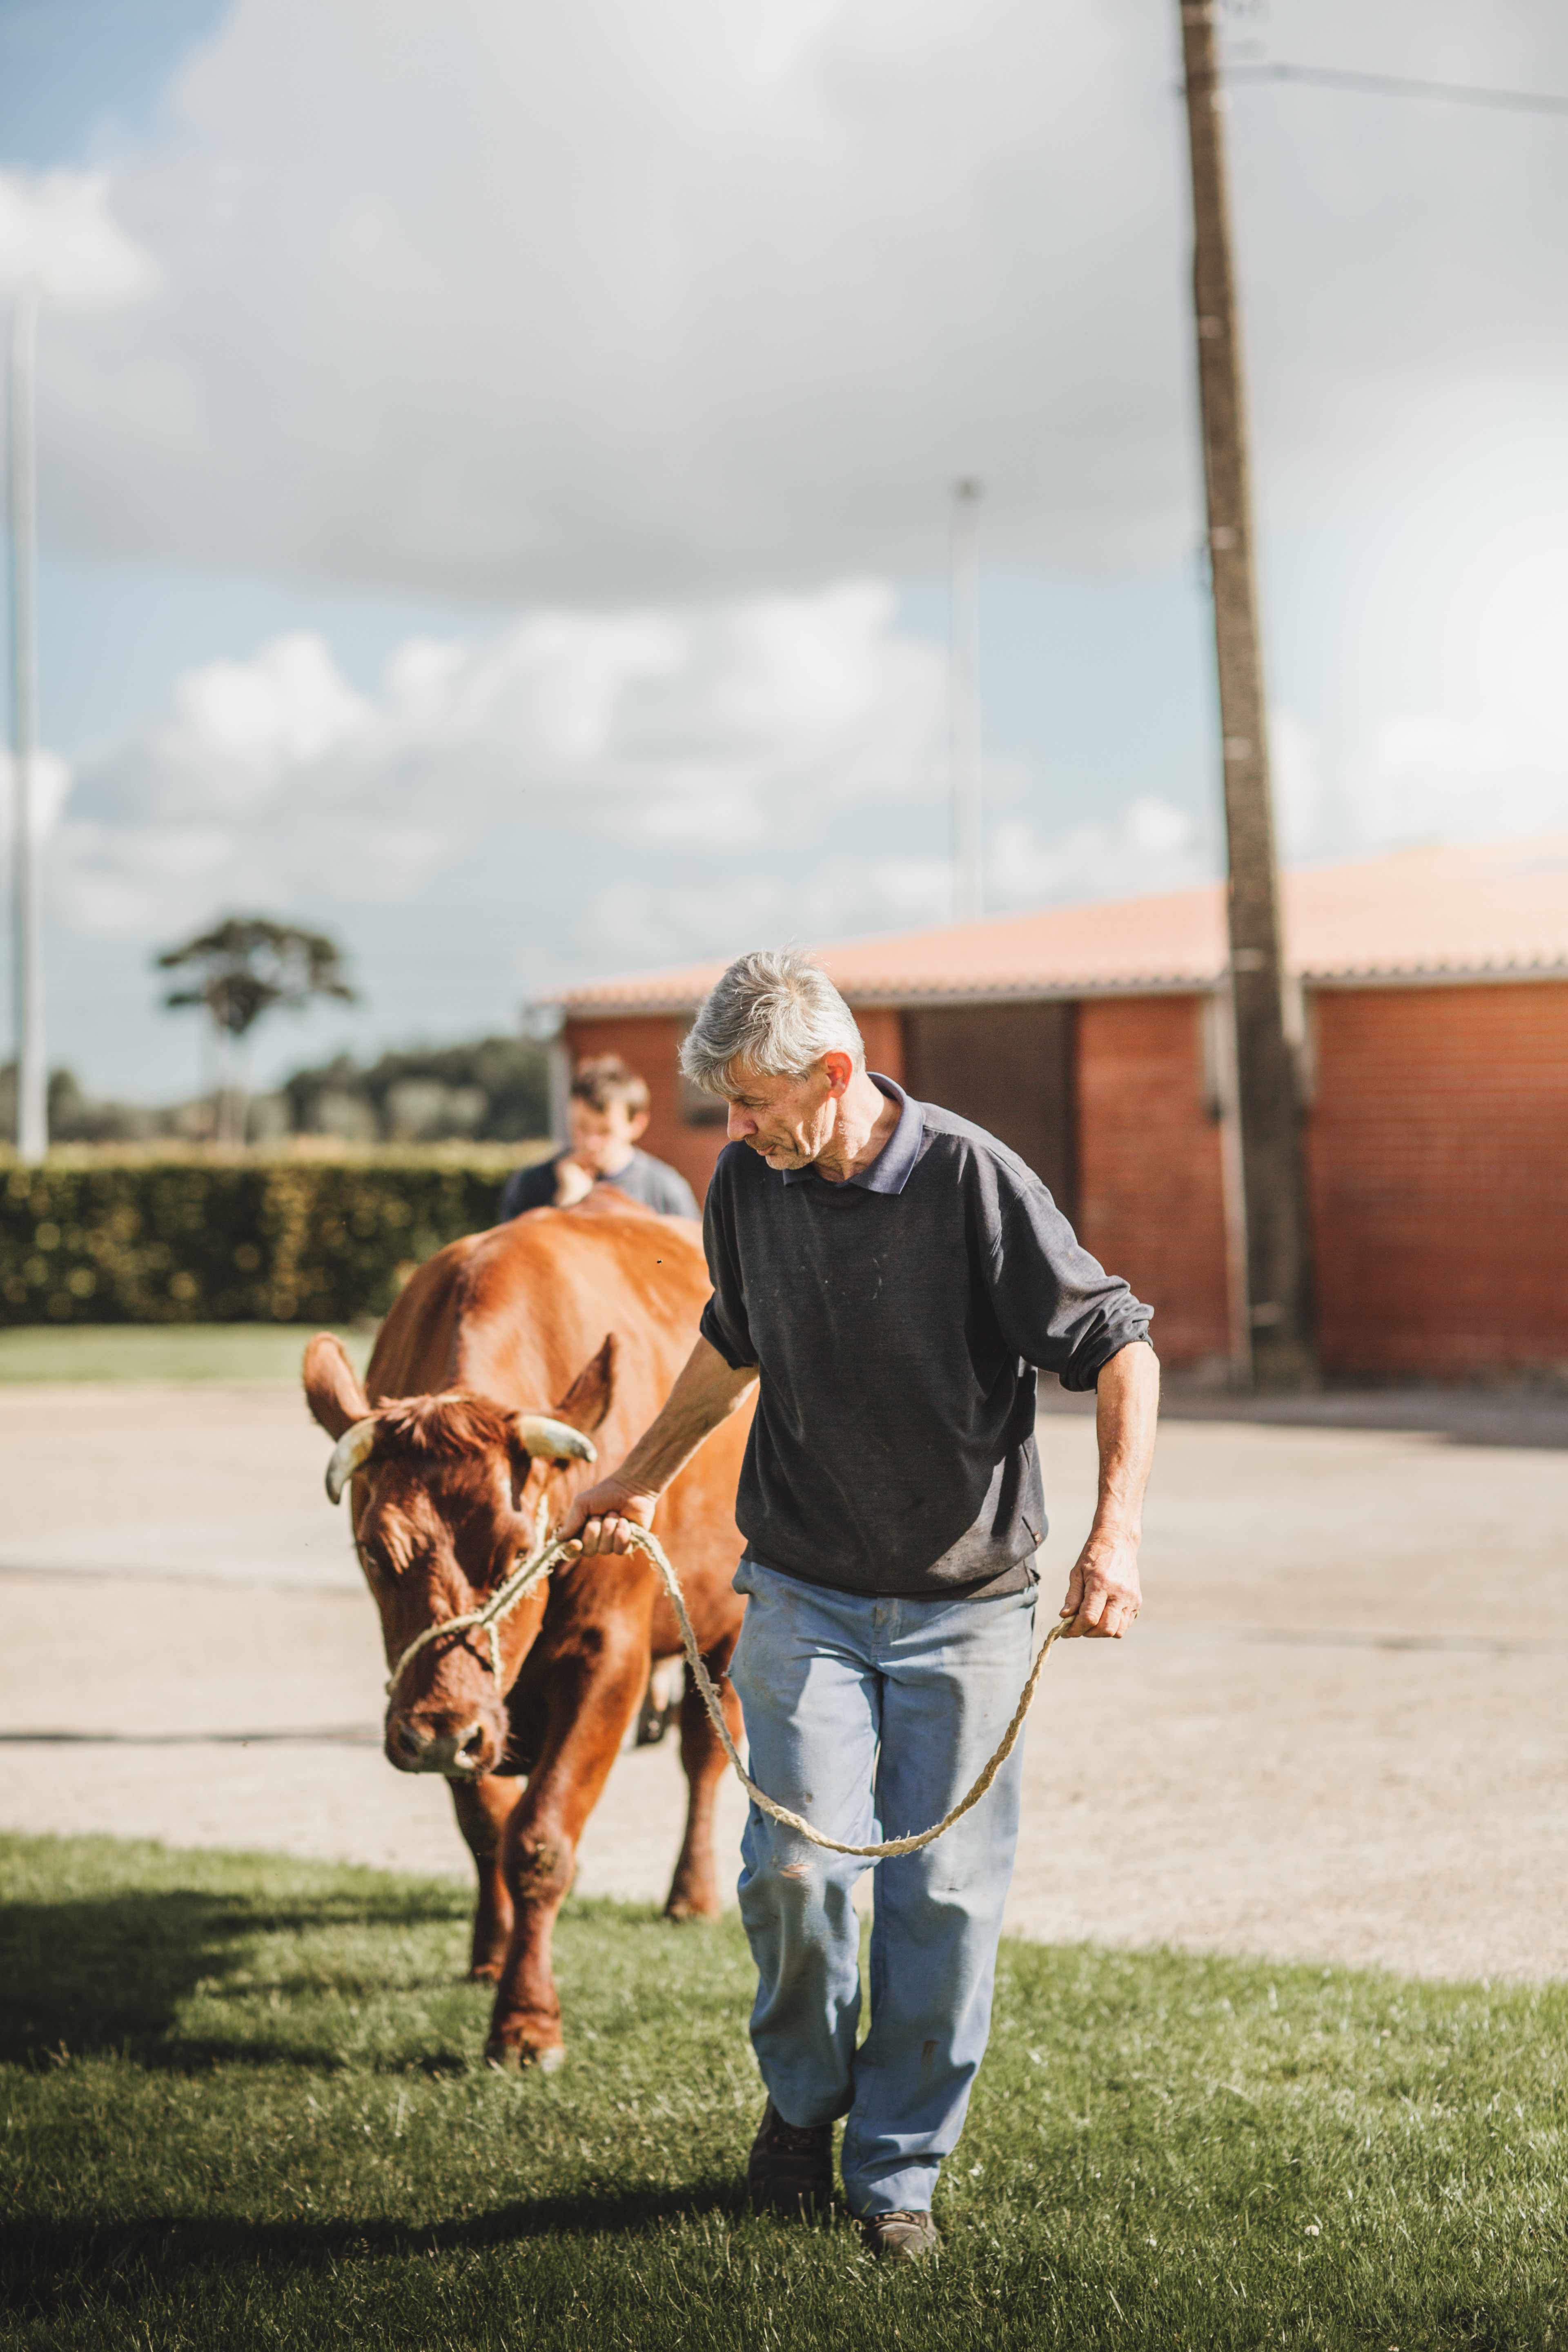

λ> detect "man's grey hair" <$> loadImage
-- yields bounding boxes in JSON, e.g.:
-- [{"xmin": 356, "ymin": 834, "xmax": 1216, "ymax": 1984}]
[{"xmin": 680, "ymin": 948, "xmax": 866, "ymax": 1097}]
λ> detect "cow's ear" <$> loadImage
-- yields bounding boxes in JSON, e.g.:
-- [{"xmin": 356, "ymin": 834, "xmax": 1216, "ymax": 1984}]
[
  {"xmin": 303, "ymin": 1332, "xmax": 373, "ymax": 1438},
  {"xmin": 552, "ymin": 1333, "xmax": 617, "ymax": 1435}
]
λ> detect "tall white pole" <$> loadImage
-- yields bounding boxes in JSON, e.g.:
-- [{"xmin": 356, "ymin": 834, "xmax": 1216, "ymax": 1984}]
[
  {"xmin": 949, "ymin": 476, "xmax": 983, "ymax": 924},
  {"xmin": 9, "ymin": 289, "xmax": 45, "ymax": 1165}
]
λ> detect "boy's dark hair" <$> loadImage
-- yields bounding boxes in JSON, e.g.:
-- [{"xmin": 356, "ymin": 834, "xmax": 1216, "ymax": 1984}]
[{"xmin": 571, "ymin": 1054, "xmax": 650, "ymax": 1118}]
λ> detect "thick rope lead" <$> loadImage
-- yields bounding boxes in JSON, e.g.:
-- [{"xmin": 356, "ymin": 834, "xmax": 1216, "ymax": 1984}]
[
  {"xmin": 385, "ymin": 1516, "xmax": 1075, "ymax": 1861},
  {"xmin": 629, "ymin": 1524, "xmax": 1076, "ymax": 1860}
]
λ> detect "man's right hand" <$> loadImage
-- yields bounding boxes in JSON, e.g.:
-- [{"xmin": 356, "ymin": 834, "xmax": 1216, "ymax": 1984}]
[
  {"xmin": 552, "ymin": 1334, "xmax": 755, "ymax": 1561},
  {"xmin": 558, "ymin": 1475, "xmax": 659, "ymax": 1557}
]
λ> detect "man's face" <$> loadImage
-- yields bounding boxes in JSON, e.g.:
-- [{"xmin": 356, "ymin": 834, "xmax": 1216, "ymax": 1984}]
[
  {"xmin": 568, "ymin": 1098, "xmax": 646, "ymax": 1173},
  {"xmin": 723, "ymin": 1058, "xmax": 844, "ymax": 1169}
]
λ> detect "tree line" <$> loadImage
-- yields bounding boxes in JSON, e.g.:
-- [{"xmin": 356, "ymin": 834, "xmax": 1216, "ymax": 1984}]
[{"xmin": 4, "ymin": 913, "xmax": 552, "ymax": 1149}]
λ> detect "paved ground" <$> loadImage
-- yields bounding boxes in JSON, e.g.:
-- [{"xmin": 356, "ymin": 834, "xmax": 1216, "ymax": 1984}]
[{"xmin": 2, "ymin": 1378, "xmax": 1566, "ymax": 1981}]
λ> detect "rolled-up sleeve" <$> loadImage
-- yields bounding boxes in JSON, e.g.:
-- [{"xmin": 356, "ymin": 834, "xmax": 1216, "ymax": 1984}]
[
  {"xmin": 987, "ymin": 1184, "xmax": 1152, "ymax": 1392},
  {"xmin": 699, "ymin": 1165, "xmax": 758, "ymax": 1370}
]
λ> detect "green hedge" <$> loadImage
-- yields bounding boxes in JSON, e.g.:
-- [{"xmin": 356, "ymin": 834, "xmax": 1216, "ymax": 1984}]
[{"xmin": 0, "ymin": 1153, "xmax": 544, "ymax": 1326}]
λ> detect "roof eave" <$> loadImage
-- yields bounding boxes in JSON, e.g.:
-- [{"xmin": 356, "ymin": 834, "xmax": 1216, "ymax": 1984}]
[
  {"xmin": 1304, "ymin": 958, "xmax": 1568, "ymax": 989},
  {"xmin": 540, "ymin": 956, "xmax": 1568, "ymax": 1018}
]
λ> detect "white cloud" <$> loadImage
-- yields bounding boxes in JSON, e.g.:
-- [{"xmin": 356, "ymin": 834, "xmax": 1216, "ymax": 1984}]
[
  {"xmin": 1342, "ymin": 713, "xmax": 1568, "ymax": 854},
  {"xmin": 0, "ymin": 749, "xmax": 74, "ymax": 839},
  {"xmin": 1263, "ymin": 699, "xmax": 1568, "ymax": 866},
  {"xmin": 156, "ymin": 634, "xmax": 369, "ymax": 795},
  {"xmin": 27, "ymin": 0, "xmax": 1568, "ymax": 597},
  {"xmin": 53, "ymin": 579, "xmax": 1249, "ymax": 1050},
  {"xmin": 987, "ymin": 793, "xmax": 1203, "ymax": 911},
  {"xmin": 54, "ymin": 581, "xmax": 951, "ymax": 946},
  {"xmin": 0, "ymin": 168, "xmax": 156, "ymax": 305},
  {"xmin": 1270, "ymin": 710, "xmax": 1329, "ymax": 862}
]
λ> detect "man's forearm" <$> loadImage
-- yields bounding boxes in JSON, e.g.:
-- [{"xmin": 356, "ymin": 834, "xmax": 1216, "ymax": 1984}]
[
  {"xmin": 615, "ymin": 1334, "xmax": 758, "ymax": 1499},
  {"xmin": 1056, "ymin": 1340, "xmax": 1157, "ymax": 1636},
  {"xmin": 1091, "ymin": 1340, "xmax": 1160, "ymax": 1536}
]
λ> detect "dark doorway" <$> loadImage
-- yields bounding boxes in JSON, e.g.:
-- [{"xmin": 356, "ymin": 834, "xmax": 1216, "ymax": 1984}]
[{"xmin": 901, "ymin": 1000, "xmax": 1077, "ymax": 1220}]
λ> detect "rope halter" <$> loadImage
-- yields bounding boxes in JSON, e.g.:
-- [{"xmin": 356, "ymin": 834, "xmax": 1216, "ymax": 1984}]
[
  {"xmin": 321, "ymin": 1401, "xmax": 597, "ymax": 1702},
  {"xmin": 381, "ymin": 1494, "xmax": 557, "ymax": 1700}
]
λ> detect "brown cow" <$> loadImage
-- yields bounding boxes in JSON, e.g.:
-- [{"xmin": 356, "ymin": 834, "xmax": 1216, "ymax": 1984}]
[{"xmin": 302, "ymin": 1189, "xmax": 752, "ymax": 2071}]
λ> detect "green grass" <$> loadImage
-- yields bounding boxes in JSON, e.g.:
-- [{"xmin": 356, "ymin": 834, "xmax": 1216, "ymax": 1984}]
[
  {"xmin": 0, "ymin": 1324, "xmax": 370, "ymax": 1385},
  {"xmin": 2, "ymin": 1834, "xmax": 1565, "ymax": 2351}
]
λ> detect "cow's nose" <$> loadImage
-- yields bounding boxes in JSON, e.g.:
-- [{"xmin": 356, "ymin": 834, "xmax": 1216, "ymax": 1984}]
[{"xmin": 385, "ymin": 1711, "xmax": 495, "ymax": 1776}]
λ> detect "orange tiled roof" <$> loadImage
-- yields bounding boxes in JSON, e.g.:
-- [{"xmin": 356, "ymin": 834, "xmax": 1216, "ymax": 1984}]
[{"xmin": 539, "ymin": 834, "xmax": 1568, "ymax": 1013}]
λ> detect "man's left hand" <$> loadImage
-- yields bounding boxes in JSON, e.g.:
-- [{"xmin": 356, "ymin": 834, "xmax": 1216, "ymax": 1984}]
[{"xmin": 1058, "ymin": 1525, "xmax": 1142, "ymax": 1639}]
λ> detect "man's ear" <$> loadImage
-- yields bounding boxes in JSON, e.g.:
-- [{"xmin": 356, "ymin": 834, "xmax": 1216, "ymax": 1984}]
[
  {"xmin": 820, "ymin": 1049, "xmax": 854, "ymax": 1099},
  {"xmin": 303, "ymin": 1332, "xmax": 372, "ymax": 1438},
  {"xmin": 627, "ymin": 1109, "xmax": 650, "ymax": 1143},
  {"xmin": 552, "ymin": 1334, "xmax": 617, "ymax": 1434}
]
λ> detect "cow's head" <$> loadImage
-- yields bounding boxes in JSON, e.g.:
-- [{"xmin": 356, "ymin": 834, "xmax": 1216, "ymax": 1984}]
[{"xmin": 302, "ymin": 1332, "xmax": 615, "ymax": 1778}]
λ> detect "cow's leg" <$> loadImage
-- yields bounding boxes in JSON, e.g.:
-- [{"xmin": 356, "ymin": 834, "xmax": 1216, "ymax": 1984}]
[
  {"xmin": 666, "ymin": 1630, "xmax": 744, "ymax": 1923},
  {"xmin": 449, "ymin": 1775, "xmax": 523, "ymax": 1982},
  {"xmin": 485, "ymin": 1625, "xmax": 649, "ymax": 2070}
]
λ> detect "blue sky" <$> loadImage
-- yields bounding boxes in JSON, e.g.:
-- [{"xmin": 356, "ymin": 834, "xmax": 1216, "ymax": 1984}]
[
  {"xmin": 0, "ymin": 0, "xmax": 228, "ymax": 163},
  {"xmin": 2, "ymin": 0, "xmax": 1566, "ymax": 1102}
]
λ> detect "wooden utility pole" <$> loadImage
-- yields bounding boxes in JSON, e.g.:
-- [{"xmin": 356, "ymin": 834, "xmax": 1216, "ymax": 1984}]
[{"xmin": 1178, "ymin": 0, "xmax": 1315, "ymax": 1389}]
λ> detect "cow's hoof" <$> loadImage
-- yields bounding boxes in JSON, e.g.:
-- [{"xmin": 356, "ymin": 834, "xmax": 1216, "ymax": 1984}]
[
  {"xmin": 664, "ymin": 1895, "xmax": 719, "ymax": 1924},
  {"xmin": 485, "ymin": 2037, "xmax": 566, "ymax": 2076}
]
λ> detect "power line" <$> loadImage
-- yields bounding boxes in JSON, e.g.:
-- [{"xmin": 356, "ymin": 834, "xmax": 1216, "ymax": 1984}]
[{"xmin": 1228, "ymin": 61, "xmax": 1568, "ymax": 116}]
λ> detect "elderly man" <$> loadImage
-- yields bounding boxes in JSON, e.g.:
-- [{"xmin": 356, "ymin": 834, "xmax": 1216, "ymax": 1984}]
[{"xmin": 562, "ymin": 949, "xmax": 1157, "ymax": 2259}]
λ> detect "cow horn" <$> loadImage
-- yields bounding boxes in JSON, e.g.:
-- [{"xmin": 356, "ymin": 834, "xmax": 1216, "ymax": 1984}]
[
  {"xmin": 516, "ymin": 1414, "xmax": 597, "ymax": 1466},
  {"xmin": 325, "ymin": 1418, "xmax": 379, "ymax": 1505}
]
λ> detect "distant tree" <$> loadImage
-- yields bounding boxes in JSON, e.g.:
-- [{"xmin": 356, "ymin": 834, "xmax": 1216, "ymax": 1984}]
[
  {"xmin": 46, "ymin": 1067, "xmax": 167, "ymax": 1145},
  {"xmin": 156, "ymin": 917, "xmax": 356, "ymax": 1147},
  {"xmin": 282, "ymin": 1035, "xmax": 550, "ymax": 1144}
]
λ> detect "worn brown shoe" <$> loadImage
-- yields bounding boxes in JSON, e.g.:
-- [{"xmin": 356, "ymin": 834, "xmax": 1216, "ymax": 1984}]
[
  {"xmin": 746, "ymin": 2097, "xmax": 834, "ymax": 2215},
  {"xmin": 862, "ymin": 2209, "xmax": 940, "ymax": 2261}
]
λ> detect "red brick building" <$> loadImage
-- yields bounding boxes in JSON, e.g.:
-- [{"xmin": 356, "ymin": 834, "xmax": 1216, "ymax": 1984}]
[{"xmin": 538, "ymin": 837, "xmax": 1568, "ymax": 1382}]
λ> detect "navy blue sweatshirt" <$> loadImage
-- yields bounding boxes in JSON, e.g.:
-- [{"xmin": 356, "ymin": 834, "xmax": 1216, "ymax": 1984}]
[{"xmin": 699, "ymin": 1076, "xmax": 1151, "ymax": 1599}]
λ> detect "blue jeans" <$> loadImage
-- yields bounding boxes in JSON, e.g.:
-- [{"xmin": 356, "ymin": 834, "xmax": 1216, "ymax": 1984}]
[{"xmin": 728, "ymin": 1555, "xmax": 1037, "ymax": 2217}]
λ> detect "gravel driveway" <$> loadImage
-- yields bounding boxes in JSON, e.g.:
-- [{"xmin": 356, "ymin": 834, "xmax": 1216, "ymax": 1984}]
[{"xmin": 2, "ymin": 1376, "xmax": 1565, "ymax": 1982}]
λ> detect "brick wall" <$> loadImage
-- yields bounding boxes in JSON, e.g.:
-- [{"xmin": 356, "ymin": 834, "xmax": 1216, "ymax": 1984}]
[
  {"xmin": 562, "ymin": 1013, "xmax": 722, "ymax": 1203},
  {"xmin": 1075, "ymin": 995, "xmax": 1234, "ymax": 1371},
  {"xmin": 855, "ymin": 1008, "xmax": 906, "ymax": 1086},
  {"xmin": 1307, "ymin": 981, "xmax": 1568, "ymax": 1377}
]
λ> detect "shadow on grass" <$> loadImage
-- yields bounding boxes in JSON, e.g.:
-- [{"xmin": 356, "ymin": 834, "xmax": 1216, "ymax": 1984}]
[
  {"xmin": 0, "ymin": 2187, "xmax": 754, "ymax": 2323},
  {"xmin": 0, "ymin": 1885, "xmax": 468, "ymax": 2071}
]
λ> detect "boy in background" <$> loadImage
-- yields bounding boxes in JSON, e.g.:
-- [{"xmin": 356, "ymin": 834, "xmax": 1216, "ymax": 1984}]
[{"xmin": 498, "ymin": 1054, "xmax": 699, "ymax": 1222}]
